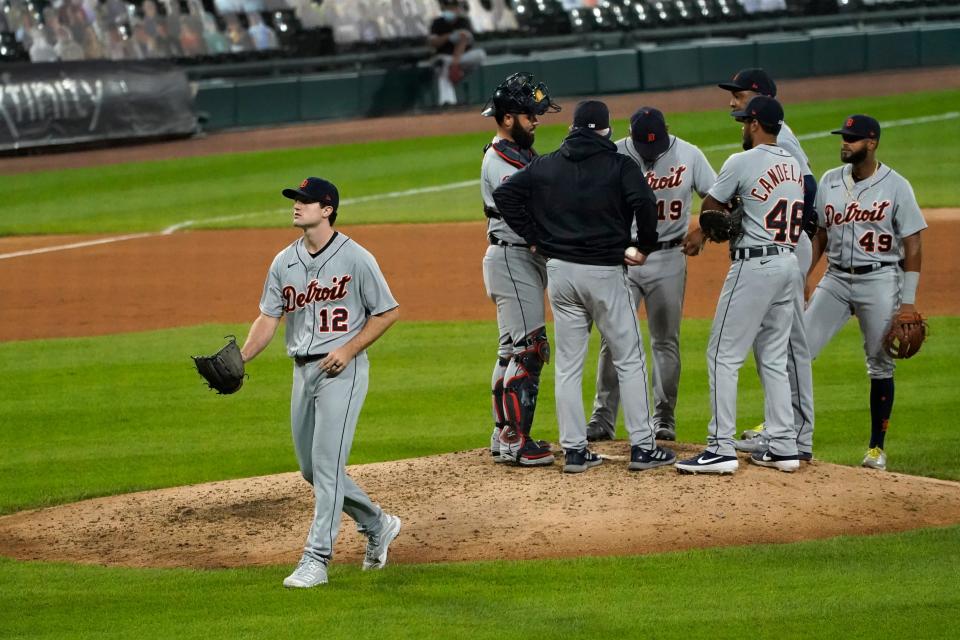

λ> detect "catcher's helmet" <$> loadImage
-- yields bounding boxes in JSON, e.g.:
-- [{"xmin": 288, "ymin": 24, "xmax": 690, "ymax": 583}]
[{"xmin": 481, "ymin": 72, "xmax": 561, "ymax": 118}]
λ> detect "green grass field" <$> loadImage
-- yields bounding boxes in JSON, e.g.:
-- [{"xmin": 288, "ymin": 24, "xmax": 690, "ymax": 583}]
[
  {"xmin": 0, "ymin": 89, "xmax": 957, "ymax": 235},
  {"xmin": 1, "ymin": 86, "xmax": 959, "ymax": 638}
]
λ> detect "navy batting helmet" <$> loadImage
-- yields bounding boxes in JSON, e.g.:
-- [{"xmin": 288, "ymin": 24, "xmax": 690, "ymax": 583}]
[{"xmin": 481, "ymin": 72, "xmax": 561, "ymax": 118}]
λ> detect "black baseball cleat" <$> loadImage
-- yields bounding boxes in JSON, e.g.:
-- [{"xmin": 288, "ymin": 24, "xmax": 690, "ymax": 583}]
[
  {"xmin": 563, "ymin": 448, "xmax": 603, "ymax": 473},
  {"xmin": 628, "ymin": 445, "xmax": 676, "ymax": 471},
  {"xmin": 675, "ymin": 450, "xmax": 739, "ymax": 475},
  {"xmin": 516, "ymin": 439, "xmax": 555, "ymax": 467},
  {"xmin": 749, "ymin": 450, "xmax": 800, "ymax": 473},
  {"xmin": 799, "ymin": 451, "xmax": 813, "ymax": 462},
  {"xmin": 654, "ymin": 424, "xmax": 676, "ymax": 441},
  {"xmin": 586, "ymin": 421, "xmax": 615, "ymax": 442}
]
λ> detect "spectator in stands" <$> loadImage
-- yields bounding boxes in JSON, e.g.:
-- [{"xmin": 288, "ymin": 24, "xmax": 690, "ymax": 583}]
[
  {"xmin": 201, "ymin": 18, "xmax": 230, "ymax": 54},
  {"xmin": 179, "ymin": 18, "xmax": 207, "ymax": 55},
  {"xmin": 131, "ymin": 22, "xmax": 159, "ymax": 57},
  {"xmin": 29, "ymin": 27, "xmax": 59, "ymax": 61},
  {"xmin": 54, "ymin": 24, "xmax": 85, "ymax": 60},
  {"xmin": 187, "ymin": 0, "xmax": 219, "ymax": 37},
  {"xmin": 161, "ymin": 0, "xmax": 182, "ymax": 41},
  {"xmin": 429, "ymin": 0, "xmax": 486, "ymax": 106},
  {"xmin": 247, "ymin": 11, "xmax": 278, "ymax": 50},
  {"xmin": 224, "ymin": 14, "xmax": 253, "ymax": 52},
  {"xmin": 79, "ymin": 23, "xmax": 106, "ymax": 59},
  {"xmin": 141, "ymin": 0, "xmax": 161, "ymax": 37},
  {"xmin": 105, "ymin": 24, "xmax": 134, "ymax": 59},
  {"xmin": 102, "ymin": 0, "xmax": 131, "ymax": 27},
  {"xmin": 155, "ymin": 18, "xmax": 182, "ymax": 56}
]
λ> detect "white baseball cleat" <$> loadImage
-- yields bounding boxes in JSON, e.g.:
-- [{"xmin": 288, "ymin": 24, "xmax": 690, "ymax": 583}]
[
  {"xmin": 739, "ymin": 423, "xmax": 765, "ymax": 440},
  {"xmin": 491, "ymin": 427, "xmax": 508, "ymax": 463},
  {"xmin": 363, "ymin": 514, "xmax": 402, "ymax": 571},
  {"xmin": 676, "ymin": 450, "xmax": 739, "ymax": 475},
  {"xmin": 283, "ymin": 556, "xmax": 328, "ymax": 588},
  {"xmin": 862, "ymin": 447, "xmax": 887, "ymax": 471}
]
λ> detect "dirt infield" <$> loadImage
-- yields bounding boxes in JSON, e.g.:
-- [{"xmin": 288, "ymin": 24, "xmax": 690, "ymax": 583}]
[
  {"xmin": 2, "ymin": 441, "xmax": 959, "ymax": 569},
  {"xmin": 0, "ymin": 212, "xmax": 958, "ymax": 341}
]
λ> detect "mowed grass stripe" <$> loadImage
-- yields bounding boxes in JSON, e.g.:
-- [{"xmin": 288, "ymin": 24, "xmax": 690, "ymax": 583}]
[
  {"xmin": 1, "ymin": 318, "xmax": 957, "ymax": 515},
  {"xmin": 1, "ymin": 525, "xmax": 959, "ymax": 640},
  {"xmin": 0, "ymin": 89, "xmax": 957, "ymax": 235}
]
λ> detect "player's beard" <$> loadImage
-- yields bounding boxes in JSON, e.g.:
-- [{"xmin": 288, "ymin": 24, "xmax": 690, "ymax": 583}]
[
  {"xmin": 741, "ymin": 127, "xmax": 753, "ymax": 151},
  {"xmin": 841, "ymin": 147, "xmax": 868, "ymax": 165},
  {"xmin": 510, "ymin": 120, "xmax": 535, "ymax": 150}
]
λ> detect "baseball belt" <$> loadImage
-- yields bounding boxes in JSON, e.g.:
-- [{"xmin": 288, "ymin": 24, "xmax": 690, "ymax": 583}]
[
  {"xmin": 829, "ymin": 261, "xmax": 904, "ymax": 275},
  {"xmin": 489, "ymin": 233, "xmax": 530, "ymax": 248},
  {"xmin": 730, "ymin": 245, "xmax": 795, "ymax": 261},
  {"xmin": 294, "ymin": 353, "xmax": 329, "ymax": 367},
  {"xmin": 650, "ymin": 237, "xmax": 684, "ymax": 252}
]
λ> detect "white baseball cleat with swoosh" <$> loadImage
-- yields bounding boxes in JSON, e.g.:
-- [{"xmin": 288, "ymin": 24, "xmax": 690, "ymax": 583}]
[{"xmin": 675, "ymin": 450, "xmax": 739, "ymax": 475}]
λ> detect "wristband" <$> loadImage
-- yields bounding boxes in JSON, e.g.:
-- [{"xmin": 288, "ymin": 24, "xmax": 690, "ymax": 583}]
[{"xmin": 901, "ymin": 270, "xmax": 919, "ymax": 305}]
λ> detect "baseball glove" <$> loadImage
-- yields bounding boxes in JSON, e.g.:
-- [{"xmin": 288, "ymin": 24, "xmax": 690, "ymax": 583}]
[
  {"xmin": 882, "ymin": 310, "xmax": 928, "ymax": 359},
  {"xmin": 699, "ymin": 197, "xmax": 744, "ymax": 243},
  {"xmin": 192, "ymin": 336, "xmax": 246, "ymax": 394}
]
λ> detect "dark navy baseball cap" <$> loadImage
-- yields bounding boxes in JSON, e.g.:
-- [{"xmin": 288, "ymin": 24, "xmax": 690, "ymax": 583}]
[
  {"xmin": 282, "ymin": 177, "xmax": 339, "ymax": 210},
  {"xmin": 572, "ymin": 100, "xmax": 610, "ymax": 131},
  {"xmin": 630, "ymin": 107, "xmax": 669, "ymax": 158},
  {"xmin": 831, "ymin": 114, "xmax": 881, "ymax": 140},
  {"xmin": 731, "ymin": 95, "xmax": 784, "ymax": 128},
  {"xmin": 718, "ymin": 68, "xmax": 777, "ymax": 97}
]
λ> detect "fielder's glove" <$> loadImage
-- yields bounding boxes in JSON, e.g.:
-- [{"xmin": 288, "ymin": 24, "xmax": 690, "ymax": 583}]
[
  {"xmin": 192, "ymin": 336, "xmax": 246, "ymax": 394},
  {"xmin": 699, "ymin": 197, "xmax": 744, "ymax": 244},
  {"xmin": 882, "ymin": 310, "xmax": 928, "ymax": 359}
]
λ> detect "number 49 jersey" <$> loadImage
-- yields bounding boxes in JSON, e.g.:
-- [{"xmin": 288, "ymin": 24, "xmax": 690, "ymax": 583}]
[
  {"xmin": 814, "ymin": 163, "xmax": 927, "ymax": 268},
  {"xmin": 708, "ymin": 144, "xmax": 806, "ymax": 250},
  {"xmin": 259, "ymin": 233, "xmax": 399, "ymax": 357}
]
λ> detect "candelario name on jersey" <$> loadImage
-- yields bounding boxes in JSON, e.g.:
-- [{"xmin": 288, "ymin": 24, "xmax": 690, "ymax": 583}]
[
  {"xmin": 750, "ymin": 162, "xmax": 804, "ymax": 202},
  {"xmin": 283, "ymin": 275, "xmax": 352, "ymax": 313}
]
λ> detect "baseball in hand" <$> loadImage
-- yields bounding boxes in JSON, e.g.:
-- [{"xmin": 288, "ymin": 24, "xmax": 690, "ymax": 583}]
[{"xmin": 625, "ymin": 247, "xmax": 640, "ymax": 259}]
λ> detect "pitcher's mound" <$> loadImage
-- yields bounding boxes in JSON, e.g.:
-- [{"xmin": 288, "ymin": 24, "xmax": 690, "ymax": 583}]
[{"xmin": 2, "ymin": 442, "xmax": 959, "ymax": 569}]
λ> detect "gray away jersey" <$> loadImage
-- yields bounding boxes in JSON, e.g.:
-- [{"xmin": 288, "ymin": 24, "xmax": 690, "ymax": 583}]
[
  {"xmin": 259, "ymin": 233, "xmax": 399, "ymax": 357},
  {"xmin": 617, "ymin": 135, "xmax": 717, "ymax": 242},
  {"xmin": 815, "ymin": 163, "xmax": 927, "ymax": 268},
  {"xmin": 778, "ymin": 122, "xmax": 812, "ymax": 178},
  {"xmin": 481, "ymin": 136, "xmax": 526, "ymax": 245},
  {"xmin": 709, "ymin": 144, "xmax": 805, "ymax": 250}
]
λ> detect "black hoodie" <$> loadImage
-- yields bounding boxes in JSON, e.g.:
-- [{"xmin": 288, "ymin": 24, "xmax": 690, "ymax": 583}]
[{"xmin": 492, "ymin": 128, "xmax": 659, "ymax": 265}]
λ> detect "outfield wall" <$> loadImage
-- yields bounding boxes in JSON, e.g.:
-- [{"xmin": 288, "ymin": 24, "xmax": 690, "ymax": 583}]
[{"xmin": 189, "ymin": 22, "xmax": 960, "ymax": 131}]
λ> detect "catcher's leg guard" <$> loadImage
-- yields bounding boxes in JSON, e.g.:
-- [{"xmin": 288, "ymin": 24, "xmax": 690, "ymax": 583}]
[
  {"xmin": 501, "ymin": 328, "xmax": 553, "ymax": 465},
  {"xmin": 490, "ymin": 356, "xmax": 510, "ymax": 463}
]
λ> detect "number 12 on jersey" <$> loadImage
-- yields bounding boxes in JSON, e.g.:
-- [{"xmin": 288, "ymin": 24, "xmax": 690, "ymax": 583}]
[
  {"xmin": 764, "ymin": 199, "xmax": 804, "ymax": 244},
  {"xmin": 318, "ymin": 307, "xmax": 349, "ymax": 332}
]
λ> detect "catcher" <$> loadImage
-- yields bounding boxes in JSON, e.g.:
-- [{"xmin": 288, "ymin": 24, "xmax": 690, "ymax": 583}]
[{"xmin": 805, "ymin": 114, "xmax": 928, "ymax": 471}]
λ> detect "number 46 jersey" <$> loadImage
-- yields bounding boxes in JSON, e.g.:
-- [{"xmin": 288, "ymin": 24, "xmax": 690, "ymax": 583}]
[
  {"xmin": 814, "ymin": 163, "xmax": 927, "ymax": 268},
  {"xmin": 259, "ymin": 233, "xmax": 399, "ymax": 357}
]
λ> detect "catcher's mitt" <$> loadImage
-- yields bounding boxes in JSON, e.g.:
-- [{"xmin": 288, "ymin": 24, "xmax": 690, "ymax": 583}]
[
  {"xmin": 882, "ymin": 310, "xmax": 928, "ymax": 359},
  {"xmin": 192, "ymin": 336, "xmax": 246, "ymax": 394},
  {"xmin": 699, "ymin": 197, "xmax": 744, "ymax": 243}
]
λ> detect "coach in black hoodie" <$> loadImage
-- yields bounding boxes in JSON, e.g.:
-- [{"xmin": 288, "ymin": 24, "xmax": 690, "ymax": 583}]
[
  {"xmin": 493, "ymin": 100, "xmax": 659, "ymax": 263},
  {"xmin": 492, "ymin": 100, "xmax": 676, "ymax": 475}
]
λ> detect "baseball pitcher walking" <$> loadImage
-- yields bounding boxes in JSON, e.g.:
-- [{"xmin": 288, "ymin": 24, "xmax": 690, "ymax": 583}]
[{"xmin": 240, "ymin": 177, "xmax": 402, "ymax": 588}]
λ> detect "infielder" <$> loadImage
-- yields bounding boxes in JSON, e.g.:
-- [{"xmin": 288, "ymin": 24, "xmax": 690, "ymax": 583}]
[
  {"xmin": 480, "ymin": 72, "xmax": 559, "ymax": 467},
  {"xmin": 676, "ymin": 96, "xmax": 806, "ymax": 475},
  {"xmin": 719, "ymin": 68, "xmax": 816, "ymax": 460},
  {"xmin": 240, "ymin": 177, "xmax": 402, "ymax": 588},
  {"xmin": 494, "ymin": 100, "xmax": 675, "ymax": 474},
  {"xmin": 806, "ymin": 115, "xmax": 927, "ymax": 471},
  {"xmin": 586, "ymin": 107, "xmax": 716, "ymax": 443}
]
